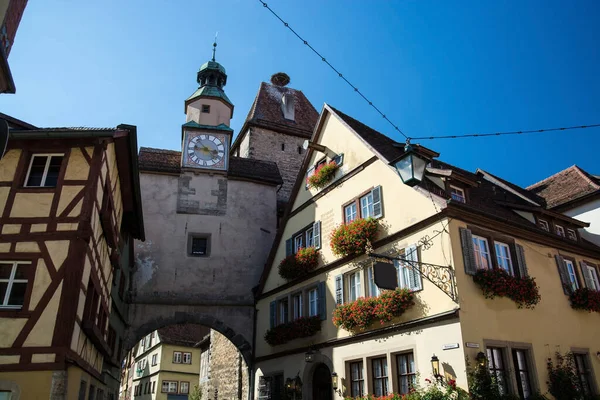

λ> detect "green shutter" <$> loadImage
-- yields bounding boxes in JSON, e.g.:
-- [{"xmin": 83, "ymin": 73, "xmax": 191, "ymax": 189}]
[
  {"xmin": 460, "ymin": 228, "xmax": 477, "ymax": 275},
  {"xmin": 554, "ymin": 255, "xmax": 570, "ymax": 295},
  {"xmin": 269, "ymin": 301, "xmax": 276, "ymax": 328},
  {"xmin": 317, "ymin": 281, "xmax": 326, "ymax": 320},
  {"xmin": 285, "ymin": 239, "xmax": 293, "ymax": 257},
  {"xmin": 515, "ymin": 244, "xmax": 528, "ymax": 277}
]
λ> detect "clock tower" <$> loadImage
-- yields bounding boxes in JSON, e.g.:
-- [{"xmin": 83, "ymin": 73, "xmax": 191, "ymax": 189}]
[{"xmin": 182, "ymin": 42, "xmax": 234, "ymax": 171}]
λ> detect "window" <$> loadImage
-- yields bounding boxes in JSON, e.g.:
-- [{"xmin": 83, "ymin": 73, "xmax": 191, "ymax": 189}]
[
  {"xmin": 366, "ymin": 266, "xmax": 381, "ymax": 297},
  {"xmin": 200, "ymin": 350, "xmax": 210, "ymax": 382},
  {"xmin": 148, "ymin": 332, "xmax": 154, "ymax": 347},
  {"xmin": 298, "ymin": 146, "xmax": 302, "ymax": 155},
  {"xmin": 285, "ymin": 221, "xmax": 321, "ymax": 256},
  {"xmin": 308, "ymin": 288, "xmax": 318, "ymax": 317},
  {"xmin": 88, "ymin": 385, "xmax": 96, "ymax": 400},
  {"xmin": 281, "ymin": 143, "xmax": 285, "ymax": 151},
  {"xmin": 151, "ymin": 353, "xmax": 157, "ymax": 365},
  {"xmin": 472, "ymin": 235, "xmax": 492, "ymax": 270},
  {"xmin": 25, "ymin": 154, "xmax": 63, "ymax": 187},
  {"xmin": 152, "ymin": 382, "xmax": 156, "ymax": 394},
  {"xmin": 344, "ymin": 203, "xmax": 357, "ymax": 223},
  {"xmin": 0, "ymin": 261, "xmax": 29, "ymax": 308},
  {"xmin": 567, "ymin": 229, "xmax": 577, "ymax": 241},
  {"xmin": 294, "ymin": 234, "xmax": 303, "ymax": 253},
  {"xmin": 183, "ymin": 352, "xmax": 192, "ymax": 364},
  {"xmin": 555, "ymin": 225, "xmax": 565, "ymax": 237},
  {"xmin": 348, "ymin": 271, "xmax": 361, "ymax": 302},
  {"xmin": 279, "ymin": 298, "xmax": 289, "ymax": 324},
  {"xmin": 583, "ymin": 262, "xmax": 600, "ymax": 291},
  {"xmin": 173, "ymin": 351, "xmax": 182, "ymax": 364},
  {"xmin": 292, "ymin": 293, "xmax": 303, "ymax": 320},
  {"xmin": 141, "ymin": 337, "xmax": 146, "ymax": 350},
  {"xmin": 564, "ymin": 259, "xmax": 579, "ymax": 291},
  {"xmin": 202, "ymin": 104, "xmax": 210, "ymax": 113},
  {"xmin": 305, "ymin": 229, "xmax": 314, "ymax": 248},
  {"xmin": 180, "ymin": 382, "xmax": 190, "ymax": 394},
  {"xmin": 396, "ymin": 245, "xmax": 422, "ymax": 291},
  {"xmin": 538, "ymin": 219, "xmax": 549, "ymax": 232},
  {"xmin": 512, "ymin": 349, "xmax": 532, "ymax": 399},
  {"xmin": 372, "ymin": 357, "xmax": 389, "ymax": 397},
  {"xmin": 494, "ymin": 242, "xmax": 514, "ymax": 275},
  {"xmin": 162, "ymin": 381, "xmax": 178, "ymax": 393},
  {"xmin": 487, "ymin": 347, "xmax": 508, "ymax": 394},
  {"xmin": 574, "ymin": 353, "xmax": 594, "ymax": 395},
  {"xmin": 189, "ymin": 236, "xmax": 209, "ymax": 257},
  {"xmin": 78, "ymin": 380, "xmax": 87, "ymax": 400},
  {"xmin": 450, "ymin": 186, "xmax": 466, "ymax": 203},
  {"xmin": 349, "ymin": 361, "xmax": 364, "ymax": 397},
  {"xmin": 397, "ymin": 352, "xmax": 416, "ymax": 395},
  {"xmin": 344, "ymin": 186, "xmax": 383, "ymax": 224},
  {"xmin": 144, "ymin": 382, "xmax": 148, "ymax": 394}
]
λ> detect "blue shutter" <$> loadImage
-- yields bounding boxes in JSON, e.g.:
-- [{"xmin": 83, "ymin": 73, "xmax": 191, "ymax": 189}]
[
  {"xmin": 334, "ymin": 275, "xmax": 344, "ymax": 305},
  {"xmin": 317, "ymin": 281, "xmax": 326, "ymax": 320},
  {"xmin": 313, "ymin": 221, "xmax": 321, "ymax": 249},
  {"xmin": 371, "ymin": 186, "xmax": 383, "ymax": 218},
  {"xmin": 269, "ymin": 301, "xmax": 276, "ymax": 328},
  {"xmin": 285, "ymin": 239, "xmax": 293, "ymax": 257},
  {"xmin": 332, "ymin": 153, "xmax": 344, "ymax": 167}
]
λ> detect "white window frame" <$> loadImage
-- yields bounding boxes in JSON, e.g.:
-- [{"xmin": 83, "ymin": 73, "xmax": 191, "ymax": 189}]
[
  {"xmin": 180, "ymin": 381, "xmax": 190, "ymax": 394},
  {"xmin": 151, "ymin": 353, "xmax": 157, "ymax": 366},
  {"xmin": 539, "ymin": 219, "xmax": 549, "ymax": 231},
  {"xmin": 345, "ymin": 203, "xmax": 357, "ymax": 224},
  {"xmin": 555, "ymin": 225, "xmax": 565, "ymax": 237},
  {"xmin": 161, "ymin": 381, "xmax": 177, "ymax": 393},
  {"xmin": 305, "ymin": 229, "xmax": 314, "ymax": 248},
  {"xmin": 24, "ymin": 153, "xmax": 64, "ymax": 187},
  {"xmin": 279, "ymin": 298, "xmax": 289, "ymax": 325},
  {"xmin": 494, "ymin": 241, "xmax": 514, "ymax": 275},
  {"xmin": 360, "ymin": 192, "xmax": 374, "ymax": 219},
  {"xmin": 182, "ymin": 352, "xmax": 192, "ymax": 364},
  {"xmin": 472, "ymin": 235, "xmax": 492, "ymax": 270},
  {"xmin": 308, "ymin": 288, "xmax": 318, "ymax": 317},
  {"xmin": 294, "ymin": 234, "xmax": 303, "ymax": 253},
  {"xmin": 292, "ymin": 293, "xmax": 303, "ymax": 320},
  {"xmin": 0, "ymin": 261, "xmax": 30, "ymax": 308},
  {"xmin": 564, "ymin": 259, "xmax": 579, "ymax": 291},
  {"xmin": 366, "ymin": 266, "xmax": 381, "ymax": 297},
  {"xmin": 450, "ymin": 186, "xmax": 466, "ymax": 203},
  {"xmin": 585, "ymin": 264, "xmax": 600, "ymax": 291},
  {"xmin": 200, "ymin": 350, "xmax": 210, "ymax": 382},
  {"xmin": 347, "ymin": 271, "xmax": 361, "ymax": 302},
  {"xmin": 567, "ymin": 229, "xmax": 577, "ymax": 241},
  {"xmin": 173, "ymin": 351, "xmax": 182, "ymax": 364}
]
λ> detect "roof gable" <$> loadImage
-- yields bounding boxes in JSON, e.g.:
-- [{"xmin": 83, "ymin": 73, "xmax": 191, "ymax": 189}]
[{"xmin": 527, "ymin": 165, "xmax": 600, "ymax": 209}]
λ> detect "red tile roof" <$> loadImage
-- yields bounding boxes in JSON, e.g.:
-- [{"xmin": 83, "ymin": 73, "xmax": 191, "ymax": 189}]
[{"xmin": 527, "ymin": 165, "xmax": 600, "ymax": 209}]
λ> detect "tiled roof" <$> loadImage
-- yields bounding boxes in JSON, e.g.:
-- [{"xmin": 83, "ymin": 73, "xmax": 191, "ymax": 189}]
[
  {"xmin": 186, "ymin": 85, "xmax": 233, "ymax": 107},
  {"xmin": 478, "ymin": 169, "xmax": 546, "ymax": 206},
  {"xmin": 527, "ymin": 165, "xmax": 600, "ymax": 209},
  {"xmin": 138, "ymin": 147, "xmax": 283, "ymax": 185},
  {"xmin": 157, "ymin": 324, "xmax": 210, "ymax": 347},
  {"xmin": 243, "ymin": 82, "xmax": 318, "ymax": 135},
  {"xmin": 182, "ymin": 121, "xmax": 233, "ymax": 131}
]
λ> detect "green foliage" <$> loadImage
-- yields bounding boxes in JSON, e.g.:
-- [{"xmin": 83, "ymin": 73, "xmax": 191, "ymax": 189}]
[
  {"xmin": 546, "ymin": 351, "xmax": 600, "ymax": 400},
  {"xmin": 264, "ymin": 316, "xmax": 322, "ymax": 346},
  {"xmin": 278, "ymin": 247, "xmax": 319, "ymax": 280},
  {"xmin": 188, "ymin": 385, "xmax": 203, "ymax": 400},
  {"xmin": 569, "ymin": 288, "xmax": 600, "ymax": 312},
  {"xmin": 472, "ymin": 268, "xmax": 541, "ymax": 309},
  {"xmin": 307, "ymin": 161, "xmax": 339, "ymax": 189},
  {"xmin": 330, "ymin": 217, "xmax": 379, "ymax": 257}
]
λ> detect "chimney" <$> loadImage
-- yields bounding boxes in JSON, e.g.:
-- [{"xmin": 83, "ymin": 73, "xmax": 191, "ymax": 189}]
[{"xmin": 281, "ymin": 92, "xmax": 295, "ymax": 121}]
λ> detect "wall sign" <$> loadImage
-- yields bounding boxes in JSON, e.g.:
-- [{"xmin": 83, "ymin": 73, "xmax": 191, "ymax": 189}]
[
  {"xmin": 465, "ymin": 342, "xmax": 480, "ymax": 348},
  {"xmin": 443, "ymin": 343, "xmax": 460, "ymax": 350}
]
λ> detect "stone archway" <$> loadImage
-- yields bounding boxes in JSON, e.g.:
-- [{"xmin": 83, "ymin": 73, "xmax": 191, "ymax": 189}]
[{"xmin": 302, "ymin": 352, "xmax": 334, "ymax": 400}]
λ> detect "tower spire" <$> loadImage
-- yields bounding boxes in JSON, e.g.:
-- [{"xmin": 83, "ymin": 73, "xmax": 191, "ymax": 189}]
[{"xmin": 212, "ymin": 32, "xmax": 218, "ymax": 62}]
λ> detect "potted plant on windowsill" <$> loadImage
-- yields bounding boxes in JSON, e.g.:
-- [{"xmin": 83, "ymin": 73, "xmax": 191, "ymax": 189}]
[
  {"xmin": 307, "ymin": 161, "xmax": 338, "ymax": 189},
  {"xmin": 330, "ymin": 217, "xmax": 379, "ymax": 257},
  {"xmin": 332, "ymin": 288, "xmax": 415, "ymax": 332},
  {"xmin": 472, "ymin": 268, "xmax": 541, "ymax": 309},
  {"xmin": 568, "ymin": 287, "xmax": 600, "ymax": 313},
  {"xmin": 264, "ymin": 316, "xmax": 322, "ymax": 346},
  {"xmin": 278, "ymin": 247, "xmax": 319, "ymax": 281}
]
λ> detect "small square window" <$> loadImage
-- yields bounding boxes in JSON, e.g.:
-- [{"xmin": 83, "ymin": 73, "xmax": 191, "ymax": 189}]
[
  {"xmin": 25, "ymin": 154, "xmax": 64, "ymax": 187},
  {"xmin": 450, "ymin": 186, "xmax": 466, "ymax": 203},
  {"xmin": 567, "ymin": 229, "xmax": 577, "ymax": 241},
  {"xmin": 538, "ymin": 219, "xmax": 549, "ymax": 232},
  {"xmin": 188, "ymin": 234, "xmax": 210, "ymax": 257},
  {"xmin": 555, "ymin": 225, "xmax": 565, "ymax": 237},
  {"xmin": 202, "ymin": 105, "xmax": 210, "ymax": 113}
]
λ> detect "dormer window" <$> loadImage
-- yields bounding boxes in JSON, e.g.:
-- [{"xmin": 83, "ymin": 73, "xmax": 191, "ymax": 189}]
[
  {"xmin": 538, "ymin": 219, "xmax": 549, "ymax": 232},
  {"xmin": 567, "ymin": 229, "xmax": 577, "ymax": 241},
  {"xmin": 202, "ymin": 105, "xmax": 210, "ymax": 114},
  {"xmin": 555, "ymin": 225, "xmax": 565, "ymax": 238},
  {"xmin": 450, "ymin": 186, "xmax": 466, "ymax": 203}
]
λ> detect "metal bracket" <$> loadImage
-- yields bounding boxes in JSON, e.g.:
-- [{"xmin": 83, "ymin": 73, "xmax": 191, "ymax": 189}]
[{"xmin": 367, "ymin": 251, "xmax": 458, "ymax": 303}]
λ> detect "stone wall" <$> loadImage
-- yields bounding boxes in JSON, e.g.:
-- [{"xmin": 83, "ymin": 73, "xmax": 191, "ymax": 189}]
[
  {"xmin": 247, "ymin": 126, "xmax": 308, "ymax": 204},
  {"xmin": 203, "ymin": 330, "xmax": 249, "ymax": 400}
]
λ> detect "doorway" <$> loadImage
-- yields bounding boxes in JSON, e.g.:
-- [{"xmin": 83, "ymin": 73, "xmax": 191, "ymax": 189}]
[{"xmin": 312, "ymin": 363, "xmax": 332, "ymax": 400}]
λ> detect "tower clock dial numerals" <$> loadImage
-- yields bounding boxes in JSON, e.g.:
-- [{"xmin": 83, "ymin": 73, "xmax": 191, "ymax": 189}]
[{"xmin": 186, "ymin": 133, "xmax": 226, "ymax": 168}]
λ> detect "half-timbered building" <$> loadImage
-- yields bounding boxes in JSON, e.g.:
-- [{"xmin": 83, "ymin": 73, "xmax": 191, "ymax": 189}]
[{"xmin": 0, "ymin": 115, "xmax": 144, "ymax": 400}]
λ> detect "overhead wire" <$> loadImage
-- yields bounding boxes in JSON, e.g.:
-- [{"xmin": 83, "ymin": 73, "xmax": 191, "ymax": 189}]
[{"xmin": 411, "ymin": 124, "xmax": 600, "ymax": 140}]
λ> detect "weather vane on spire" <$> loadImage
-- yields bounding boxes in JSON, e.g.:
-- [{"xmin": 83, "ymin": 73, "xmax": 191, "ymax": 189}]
[{"xmin": 212, "ymin": 31, "xmax": 218, "ymax": 62}]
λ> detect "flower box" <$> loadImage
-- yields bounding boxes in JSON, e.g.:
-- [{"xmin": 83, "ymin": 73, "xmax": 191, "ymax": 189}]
[
  {"xmin": 307, "ymin": 161, "xmax": 338, "ymax": 189},
  {"xmin": 278, "ymin": 247, "xmax": 319, "ymax": 281},
  {"xmin": 330, "ymin": 217, "xmax": 379, "ymax": 257},
  {"xmin": 569, "ymin": 288, "xmax": 600, "ymax": 313},
  {"xmin": 264, "ymin": 316, "xmax": 322, "ymax": 346},
  {"xmin": 473, "ymin": 268, "xmax": 541, "ymax": 309},
  {"xmin": 332, "ymin": 288, "xmax": 415, "ymax": 331}
]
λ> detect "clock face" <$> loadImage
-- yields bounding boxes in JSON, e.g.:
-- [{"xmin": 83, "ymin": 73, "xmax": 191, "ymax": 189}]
[{"xmin": 186, "ymin": 134, "xmax": 227, "ymax": 168}]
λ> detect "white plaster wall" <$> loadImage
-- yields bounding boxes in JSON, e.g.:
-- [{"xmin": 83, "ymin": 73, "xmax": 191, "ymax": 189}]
[
  {"xmin": 186, "ymin": 98, "xmax": 232, "ymax": 127},
  {"xmin": 564, "ymin": 198, "xmax": 600, "ymax": 246}
]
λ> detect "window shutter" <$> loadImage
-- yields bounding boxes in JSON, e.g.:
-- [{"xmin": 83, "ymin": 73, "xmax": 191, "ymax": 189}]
[
  {"xmin": 317, "ymin": 281, "xmax": 326, "ymax": 320},
  {"xmin": 554, "ymin": 255, "xmax": 571, "ymax": 295},
  {"xmin": 515, "ymin": 244, "xmax": 528, "ymax": 277},
  {"xmin": 371, "ymin": 186, "xmax": 383, "ymax": 219},
  {"xmin": 335, "ymin": 275, "xmax": 344, "ymax": 305},
  {"xmin": 313, "ymin": 221, "xmax": 321, "ymax": 249},
  {"xmin": 405, "ymin": 245, "xmax": 422, "ymax": 291},
  {"xmin": 459, "ymin": 228, "xmax": 477, "ymax": 275},
  {"xmin": 285, "ymin": 239, "xmax": 293, "ymax": 257},
  {"xmin": 580, "ymin": 261, "xmax": 594, "ymax": 289},
  {"xmin": 269, "ymin": 301, "xmax": 276, "ymax": 328},
  {"xmin": 332, "ymin": 153, "xmax": 344, "ymax": 167}
]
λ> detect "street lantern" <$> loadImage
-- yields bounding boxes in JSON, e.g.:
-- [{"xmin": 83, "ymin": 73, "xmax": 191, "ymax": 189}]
[
  {"xmin": 392, "ymin": 142, "xmax": 430, "ymax": 187},
  {"xmin": 305, "ymin": 349, "xmax": 315, "ymax": 363},
  {"xmin": 431, "ymin": 354, "xmax": 441, "ymax": 378},
  {"xmin": 331, "ymin": 372, "xmax": 338, "ymax": 391},
  {"xmin": 476, "ymin": 351, "xmax": 487, "ymax": 367}
]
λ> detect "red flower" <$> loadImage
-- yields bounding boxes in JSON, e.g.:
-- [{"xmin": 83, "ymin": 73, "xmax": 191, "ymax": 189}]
[
  {"xmin": 473, "ymin": 268, "xmax": 541, "ymax": 309},
  {"xmin": 330, "ymin": 218, "xmax": 379, "ymax": 257},
  {"xmin": 307, "ymin": 161, "xmax": 338, "ymax": 189},
  {"xmin": 278, "ymin": 247, "xmax": 319, "ymax": 281}
]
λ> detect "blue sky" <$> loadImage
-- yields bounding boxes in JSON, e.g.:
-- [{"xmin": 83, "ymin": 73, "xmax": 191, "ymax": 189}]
[{"xmin": 1, "ymin": 1, "xmax": 599, "ymax": 187}]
